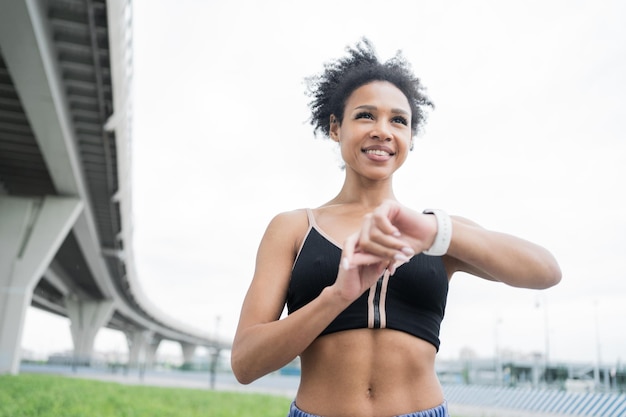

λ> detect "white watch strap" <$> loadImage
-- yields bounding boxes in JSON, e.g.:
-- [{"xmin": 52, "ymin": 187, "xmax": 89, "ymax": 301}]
[{"xmin": 422, "ymin": 209, "xmax": 452, "ymax": 256}]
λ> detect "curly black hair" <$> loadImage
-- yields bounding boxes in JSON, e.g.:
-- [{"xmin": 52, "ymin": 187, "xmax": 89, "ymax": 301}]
[{"xmin": 306, "ymin": 38, "xmax": 433, "ymax": 139}]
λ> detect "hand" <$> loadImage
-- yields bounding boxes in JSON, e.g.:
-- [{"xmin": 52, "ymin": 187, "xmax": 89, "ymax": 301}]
[
  {"xmin": 332, "ymin": 200, "xmax": 440, "ymax": 302},
  {"xmin": 333, "ymin": 232, "xmax": 389, "ymax": 303},
  {"xmin": 356, "ymin": 200, "xmax": 439, "ymax": 266}
]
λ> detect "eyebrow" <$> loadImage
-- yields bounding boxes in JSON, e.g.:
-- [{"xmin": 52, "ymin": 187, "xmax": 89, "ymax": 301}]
[{"xmin": 354, "ymin": 104, "xmax": 410, "ymax": 116}]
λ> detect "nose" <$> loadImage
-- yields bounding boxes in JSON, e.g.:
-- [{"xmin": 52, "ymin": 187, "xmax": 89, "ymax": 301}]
[{"xmin": 370, "ymin": 120, "xmax": 392, "ymax": 141}]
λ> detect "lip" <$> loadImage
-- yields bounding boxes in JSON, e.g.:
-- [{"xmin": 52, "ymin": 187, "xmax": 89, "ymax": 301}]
[{"xmin": 362, "ymin": 145, "xmax": 396, "ymax": 156}]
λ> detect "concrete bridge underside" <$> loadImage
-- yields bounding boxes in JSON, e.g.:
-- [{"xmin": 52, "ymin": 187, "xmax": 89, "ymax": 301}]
[{"xmin": 0, "ymin": 0, "xmax": 227, "ymax": 375}]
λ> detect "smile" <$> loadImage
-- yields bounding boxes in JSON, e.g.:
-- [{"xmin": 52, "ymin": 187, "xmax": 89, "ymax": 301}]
[{"xmin": 364, "ymin": 149, "xmax": 394, "ymax": 156}]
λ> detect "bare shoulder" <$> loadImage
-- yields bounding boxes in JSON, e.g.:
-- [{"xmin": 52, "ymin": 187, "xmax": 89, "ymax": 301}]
[
  {"xmin": 270, "ymin": 208, "xmax": 310, "ymax": 228},
  {"xmin": 261, "ymin": 208, "xmax": 311, "ymax": 256},
  {"xmin": 267, "ymin": 208, "xmax": 310, "ymax": 236}
]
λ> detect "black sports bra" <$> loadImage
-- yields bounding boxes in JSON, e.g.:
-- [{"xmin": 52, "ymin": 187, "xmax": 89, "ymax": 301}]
[{"xmin": 286, "ymin": 209, "xmax": 449, "ymax": 350}]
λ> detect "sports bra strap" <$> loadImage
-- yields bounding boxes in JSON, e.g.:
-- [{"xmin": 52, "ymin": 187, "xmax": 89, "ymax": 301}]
[{"xmin": 305, "ymin": 208, "xmax": 318, "ymax": 228}]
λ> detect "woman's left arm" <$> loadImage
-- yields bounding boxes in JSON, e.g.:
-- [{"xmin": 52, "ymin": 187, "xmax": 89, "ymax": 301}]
[{"xmin": 445, "ymin": 216, "xmax": 562, "ymax": 289}]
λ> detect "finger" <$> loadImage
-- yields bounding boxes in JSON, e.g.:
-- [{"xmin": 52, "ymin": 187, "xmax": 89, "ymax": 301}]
[
  {"xmin": 357, "ymin": 216, "xmax": 394, "ymax": 259},
  {"xmin": 356, "ymin": 208, "xmax": 419, "ymax": 266},
  {"xmin": 341, "ymin": 233, "xmax": 359, "ymax": 270},
  {"xmin": 389, "ymin": 258, "xmax": 410, "ymax": 276},
  {"xmin": 351, "ymin": 252, "xmax": 386, "ymax": 266},
  {"xmin": 364, "ymin": 210, "xmax": 418, "ymax": 257},
  {"xmin": 371, "ymin": 207, "xmax": 401, "ymax": 237},
  {"xmin": 358, "ymin": 232, "xmax": 415, "ymax": 261},
  {"xmin": 357, "ymin": 213, "xmax": 374, "ymax": 247}
]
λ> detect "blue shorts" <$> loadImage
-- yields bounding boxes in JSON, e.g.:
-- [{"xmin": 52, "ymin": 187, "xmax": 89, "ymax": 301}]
[{"xmin": 287, "ymin": 400, "xmax": 449, "ymax": 417}]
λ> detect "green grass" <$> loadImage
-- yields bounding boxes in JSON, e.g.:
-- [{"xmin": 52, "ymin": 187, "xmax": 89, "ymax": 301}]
[{"xmin": 0, "ymin": 374, "xmax": 292, "ymax": 417}]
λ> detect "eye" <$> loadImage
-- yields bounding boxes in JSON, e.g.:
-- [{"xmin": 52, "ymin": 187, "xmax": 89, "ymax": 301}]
[
  {"xmin": 355, "ymin": 111, "xmax": 374, "ymax": 120},
  {"xmin": 392, "ymin": 116, "xmax": 408, "ymax": 126}
]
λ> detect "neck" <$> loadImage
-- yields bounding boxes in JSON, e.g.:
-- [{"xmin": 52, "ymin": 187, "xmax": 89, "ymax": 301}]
[{"xmin": 329, "ymin": 176, "xmax": 396, "ymax": 209}]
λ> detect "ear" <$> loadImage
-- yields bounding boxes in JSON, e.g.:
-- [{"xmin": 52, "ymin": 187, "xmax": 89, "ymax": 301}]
[{"xmin": 329, "ymin": 115, "xmax": 340, "ymax": 142}]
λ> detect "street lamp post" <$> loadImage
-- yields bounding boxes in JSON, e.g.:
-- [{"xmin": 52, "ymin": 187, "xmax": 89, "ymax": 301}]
[
  {"xmin": 209, "ymin": 315, "xmax": 221, "ymax": 389},
  {"xmin": 494, "ymin": 317, "xmax": 502, "ymax": 386},
  {"xmin": 535, "ymin": 295, "xmax": 550, "ymax": 385},
  {"xmin": 593, "ymin": 300, "xmax": 602, "ymax": 390},
  {"xmin": 543, "ymin": 297, "xmax": 550, "ymax": 384}
]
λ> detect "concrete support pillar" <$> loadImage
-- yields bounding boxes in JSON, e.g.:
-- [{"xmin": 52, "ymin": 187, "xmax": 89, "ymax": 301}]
[
  {"xmin": 181, "ymin": 342, "xmax": 197, "ymax": 366},
  {"xmin": 65, "ymin": 297, "xmax": 114, "ymax": 366},
  {"xmin": 0, "ymin": 196, "xmax": 82, "ymax": 375},
  {"xmin": 126, "ymin": 330, "xmax": 152, "ymax": 369},
  {"xmin": 144, "ymin": 336, "xmax": 162, "ymax": 369}
]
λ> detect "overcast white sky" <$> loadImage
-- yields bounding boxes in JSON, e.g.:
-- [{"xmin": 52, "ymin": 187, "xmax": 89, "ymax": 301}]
[{"xmin": 23, "ymin": 0, "xmax": 625, "ymax": 365}]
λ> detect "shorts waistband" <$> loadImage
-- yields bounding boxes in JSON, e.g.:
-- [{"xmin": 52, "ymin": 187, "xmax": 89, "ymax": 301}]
[{"xmin": 287, "ymin": 401, "xmax": 449, "ymax": 417}]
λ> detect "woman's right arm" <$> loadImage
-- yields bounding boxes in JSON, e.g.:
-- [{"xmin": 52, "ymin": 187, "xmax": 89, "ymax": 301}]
[{"xmin": 231, "ymin": 211, "xmax": 353, "ymax": 384}]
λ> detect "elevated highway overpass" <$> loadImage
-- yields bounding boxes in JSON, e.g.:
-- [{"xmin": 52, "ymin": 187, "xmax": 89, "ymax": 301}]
[{"xmin": 0, "ymin": 0, "xmax": 229, "ymax": 375}]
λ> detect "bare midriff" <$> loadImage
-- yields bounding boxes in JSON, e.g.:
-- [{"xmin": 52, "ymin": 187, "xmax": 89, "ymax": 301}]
[{"xmin": 295, "ymin": 328, "xmax": 444, "ymax": 417}]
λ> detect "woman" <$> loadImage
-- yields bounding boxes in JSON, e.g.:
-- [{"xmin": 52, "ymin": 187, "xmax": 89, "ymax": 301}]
[{"xmin": 231, "ymin": 39, "xmax": 561, "ymax": 417}]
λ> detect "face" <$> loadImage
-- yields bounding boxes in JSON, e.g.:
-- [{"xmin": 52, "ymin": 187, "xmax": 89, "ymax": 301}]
[{"xmin": 329, "ymin": 81, "xmax": 412, "ymax": 180}]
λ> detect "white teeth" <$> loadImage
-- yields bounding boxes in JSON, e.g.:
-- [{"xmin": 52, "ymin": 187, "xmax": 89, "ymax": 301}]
[{"xmin": 365, "ymin": 149, "xmax": 390, "ymax": 156}]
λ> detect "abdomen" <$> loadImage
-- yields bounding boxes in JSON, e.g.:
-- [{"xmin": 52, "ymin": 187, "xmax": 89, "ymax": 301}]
[{"xmin": 296, "ymin": 328, "xmax": 444, "ymax": 417}]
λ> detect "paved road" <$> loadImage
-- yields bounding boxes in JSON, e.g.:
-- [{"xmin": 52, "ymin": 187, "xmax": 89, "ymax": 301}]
[{"xmin": 20, "ymin": 363, "xmax": 299, "ymax": 398}]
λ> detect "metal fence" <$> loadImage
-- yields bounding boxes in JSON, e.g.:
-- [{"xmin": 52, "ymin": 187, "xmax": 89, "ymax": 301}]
[{"xmin": 444, "ymin": 384, "xmax": 626, "ymax": 417}]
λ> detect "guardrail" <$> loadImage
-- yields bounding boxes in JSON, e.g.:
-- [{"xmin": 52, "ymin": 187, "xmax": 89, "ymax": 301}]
[{"xmin": 444, "ymin": 384, "xmax": 626, "ymax": 417}]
